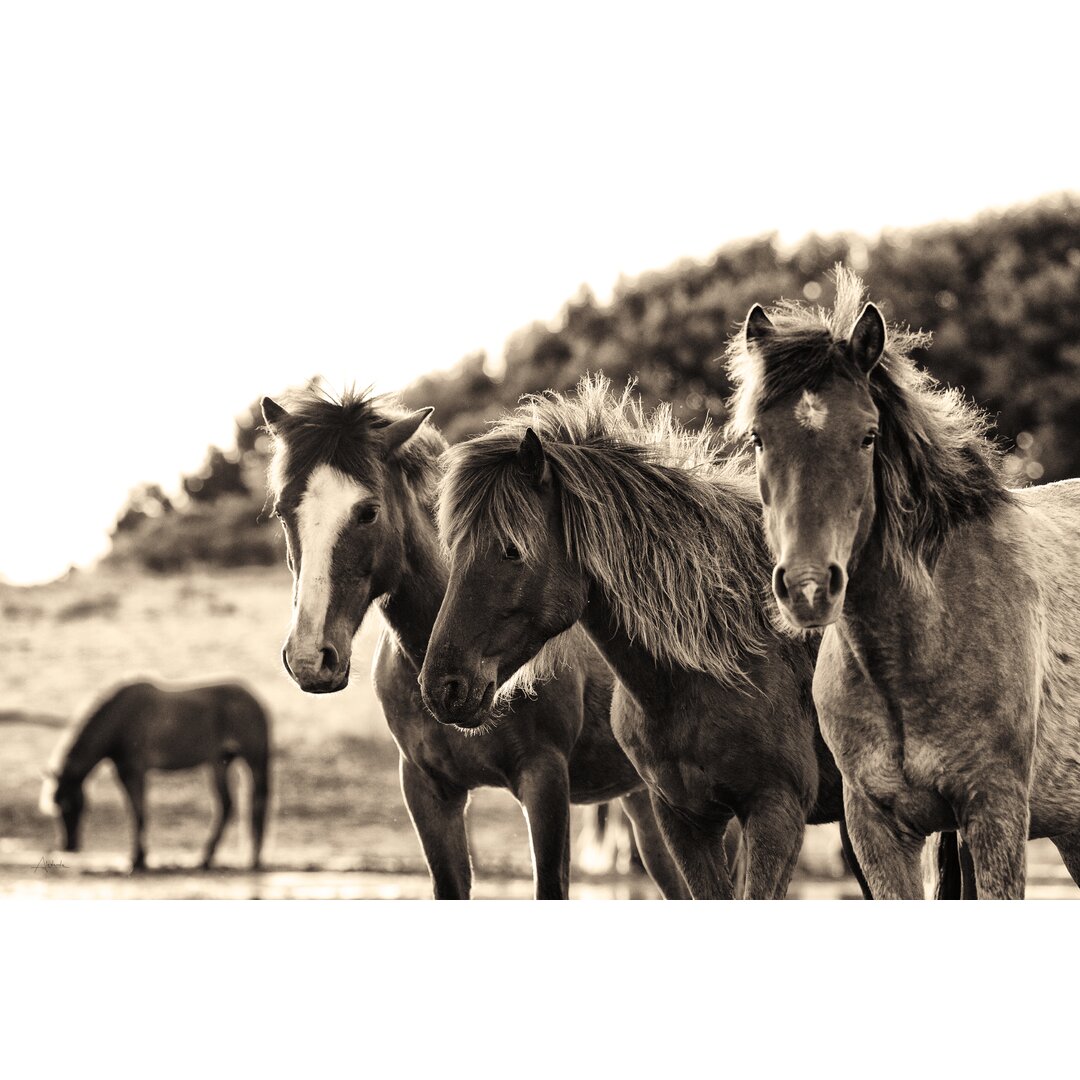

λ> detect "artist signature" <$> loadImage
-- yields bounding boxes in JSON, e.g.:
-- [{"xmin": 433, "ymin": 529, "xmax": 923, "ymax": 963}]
[{"xmin": 35, "ymin": 856, "xmax": 67, "ymax": 874}]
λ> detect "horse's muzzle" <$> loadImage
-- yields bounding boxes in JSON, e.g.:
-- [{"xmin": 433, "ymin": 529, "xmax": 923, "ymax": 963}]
[
  {"xmin": 422, "ymin": 671, "xmax": 497, "ymax": 728},
  {"xmin": 772, "ymin": 563, "xmax": 846, "ymax": 628},
  {"xmin": 281, "ymin": 645, "xmax": 351, "ymax": 694}
]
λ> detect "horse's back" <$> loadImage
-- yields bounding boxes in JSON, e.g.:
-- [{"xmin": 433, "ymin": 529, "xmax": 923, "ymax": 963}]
[{"xmin": 110, "ymin": 681, "xmax": 268, "ymax": 771}]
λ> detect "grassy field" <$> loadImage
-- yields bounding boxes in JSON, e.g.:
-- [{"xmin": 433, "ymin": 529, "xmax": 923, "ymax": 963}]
[
  {"xmin": 0, "ymin": 565, "xmax": 546, "ymax": 881},
  {"xmin": 1, "ymin": 565, "xmax": 1074, "ymax": 898}
]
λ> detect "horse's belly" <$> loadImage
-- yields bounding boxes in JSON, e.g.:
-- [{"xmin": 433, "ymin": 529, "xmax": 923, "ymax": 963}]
[{"xmin": 143, "ymin": 720, "xmax": 216, "ymax": 770}]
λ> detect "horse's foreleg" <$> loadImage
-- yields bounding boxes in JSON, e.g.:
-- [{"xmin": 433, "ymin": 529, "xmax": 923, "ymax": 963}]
[
  {"xmin": 957, "ymin": 786, "xmax": 1029, "ymax": 900},
  {"xmin": 839, "ymin": 818, "xmax": 874, "ymax": 898},
  {"xmin": 619, "ymin": 788, "xmax": 690, "ymax": 899},
  {"xmin": 399, "ymin": 756, "xmax": 472, "ymax": 899},
  {"xmin": 116, "ymin": 767, "xmax": 147, "ymax": 872},
  {"xmin": 202, "ymin": 759, "xmax": 233, "ymax": 870},
  {"xmin": 518, "ymin": 756, "xmax": 572, "ymax": 900},
  {"xmin": 843, "ymin": 787, "xmax": 926, "ymax": 899},
  {"xmin": 648, "ymin": 792, "xmax": 733, "ymax": 900},
  {"xmin": 741, "ymin": 794, "xmax": 806, "ymax": 899}
]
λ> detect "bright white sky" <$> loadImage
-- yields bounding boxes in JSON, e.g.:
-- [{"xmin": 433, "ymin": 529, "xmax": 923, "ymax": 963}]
[{"xmin": 1, "ymin": 1, "xmax": 1077, "ymax": 584}]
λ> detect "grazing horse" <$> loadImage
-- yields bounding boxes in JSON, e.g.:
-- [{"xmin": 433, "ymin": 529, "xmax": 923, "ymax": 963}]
[
  {"xmin": 420, "ymin": 375, "xmax": 887, "ymax": 899},
  {"xmin": 40, "ymin": 680, "xmax": 270, "ymax": 870},
  {"xmin": 261, "ymin": 387, "xmax": 687, "ymax": 900},
  {"xmin": 728, "ymin": 267, "xmax": 1080, "ymax": 899}
]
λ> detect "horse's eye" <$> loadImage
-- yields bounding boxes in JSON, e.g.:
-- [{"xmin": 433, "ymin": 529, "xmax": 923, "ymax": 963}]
[
  {"xmin": 354, "ymin": 505, "xmax": 379, "ymax": 525},
  {"xmin": 503, "ymin": 542, "xmax": 521, "ymax": 561},
  {"xmin": 750, "ymin": 432, "xmax": 763, "ymax": 451},
  {"xmin": 861, "ymin": 432, "xmax": 877, "ymax": 449}
]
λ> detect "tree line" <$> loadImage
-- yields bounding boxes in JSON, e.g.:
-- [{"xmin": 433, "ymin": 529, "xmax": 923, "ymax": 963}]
[{"xmin": 108, "ymin": 192, "xmax": 1080, "ymax": 571}]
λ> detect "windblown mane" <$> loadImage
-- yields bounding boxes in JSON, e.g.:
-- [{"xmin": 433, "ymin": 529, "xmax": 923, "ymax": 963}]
[
  {"xmin": 725, "ymin": 266, "xmax": 1012, "ymax": 586},
  {"xmin": 439, "ymin": 375, "xmax": 779, "ymax": 689},
  {"xmin": 265, "ymin": 384, "xmax": 446, "ymax": 507}
]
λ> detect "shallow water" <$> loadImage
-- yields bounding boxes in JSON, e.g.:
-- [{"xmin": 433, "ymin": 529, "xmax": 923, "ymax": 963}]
[{"xmin": 3, "ymin": 855, "xmax": 1074, "ymax": 900}]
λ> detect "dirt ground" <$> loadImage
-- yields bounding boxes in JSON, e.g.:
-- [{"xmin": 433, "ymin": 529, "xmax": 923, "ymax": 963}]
[{"xmin": 2, "ymin": 566, "xmax": 1075, "ymax": 899}]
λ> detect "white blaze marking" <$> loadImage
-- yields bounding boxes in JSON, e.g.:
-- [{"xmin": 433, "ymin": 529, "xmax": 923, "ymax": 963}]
[
  {"xmin": 800, "ymin": 582, "xmax": 819, "ymax": 607},
  {"xmin": 794, "ymin": 390, "xmax": 829, "ymax": 431},
  {"xmin": 291, "ymin": 464, "xmax": 367, "ymax": 653}
]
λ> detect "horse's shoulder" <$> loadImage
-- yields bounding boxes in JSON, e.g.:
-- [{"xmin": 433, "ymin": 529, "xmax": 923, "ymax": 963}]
[{"xmin": 371, "ymin": 627, "xmax": 416, "ymax": 702}]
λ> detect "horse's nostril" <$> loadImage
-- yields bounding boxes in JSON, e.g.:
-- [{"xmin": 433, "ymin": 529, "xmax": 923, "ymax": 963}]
[
  {"xmin": 828, "ymin": 564, "xmax": 845, "ymax": 598},
  {"xmin": 319, "ymin": 645, "xmax": 339, "ymax": 674},
  {"xmin": 442, "ymin": 677, "xmax": 465, "ymax": 712},
  {"xmin": 773, "ymin": 565, "xmax": 790, "ymax": 602}
]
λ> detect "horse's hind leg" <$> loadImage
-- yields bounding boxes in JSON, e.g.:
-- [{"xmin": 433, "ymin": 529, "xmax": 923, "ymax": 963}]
[
  {"xmin": 619, "ymin": 788, "xmax": 690, "ymax": 899},
  {"xmin": 930, "ymin": 832, "xmax": 976, "ymax": 899},
  {"xmin": 249, "ymin": 754, "xmax": 270, "ymax": 870},
  {"xmin": 1048, "ymin": 829, "xmax": 1080, "ymax": 892},
  {"xmin": 517, "ymin": 755, "xmax": 572, "ymax": 900},
  {"xmin": 741, "ymin": 793, "xmax": 806, "ymax": 899},
  {"xmin": 116, "ymin": 767, "xmax": 147, "ymax": 872},
  {"xmin": 400, "ymin": 756, "xmax": 472, "ymax": 899},
  {"xmin": 202, "ymin": 758, "xmax": 234, "ymax": 870},
  {"xmin": 648, "ymin": 792, "xmax": 733, "ymax": 900}
]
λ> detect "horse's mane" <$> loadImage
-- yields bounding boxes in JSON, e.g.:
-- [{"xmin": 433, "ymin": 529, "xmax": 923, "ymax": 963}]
[
  {"xmin": 266, "ymin": 383, "xmax": 446, "ymax": 507},
  {"xmin": 725, "ymin": 266, "xmax": 1012, "ymax": 587},
  {"xmin": 439, "ymin": 375, "xmax": 779, "ymax": 690}
]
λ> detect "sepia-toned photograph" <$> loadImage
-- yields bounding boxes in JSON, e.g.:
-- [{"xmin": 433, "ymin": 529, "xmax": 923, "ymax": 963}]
[{"xmin": 4, "ymin": 3, "xmax": 1080, "ymax": 913}]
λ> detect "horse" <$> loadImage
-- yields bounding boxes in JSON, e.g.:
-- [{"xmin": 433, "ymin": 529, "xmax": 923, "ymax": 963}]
[
  {"xmin": 40, "ymin": 680, "xmax": 270, "ymax": 871},
  {"xmin": 727, "ymin": 266, "xmax": 1080, "ymax": 898},
  {"xmin": 260, "ymin": 386, "xmax": 688, "ymax": 899},
  {"xmin": 418, "ymin": 374, "xmax": 903, "ymax": 899}
]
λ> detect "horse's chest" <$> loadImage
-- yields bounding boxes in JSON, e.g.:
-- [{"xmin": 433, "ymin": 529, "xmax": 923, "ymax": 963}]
[{"xmin": 813, "ymin": 638, "xmax": 934, "ymax": 804}]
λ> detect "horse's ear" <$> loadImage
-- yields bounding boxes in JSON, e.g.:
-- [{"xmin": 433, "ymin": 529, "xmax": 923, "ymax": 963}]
[
  {"xmin": 849, "ymin": 303, "xmax": 886, "ymax": 373},
  {"xmin": 382, "ymin": 407, "xmax": 434, "ymax": 456},
  {"xmin": 516, "ymin": 428, "xmax": 549, "ymax": 487},
  {"xmin": 261, "ymin": 397, "xmax": 288, "ymax": 431},
  {"xmin": 744, "ymin": 304, "xmax": 773, "ymax": 347}
]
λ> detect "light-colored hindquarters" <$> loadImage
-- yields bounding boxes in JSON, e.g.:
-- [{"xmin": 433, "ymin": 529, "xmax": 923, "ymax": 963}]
[{"xmin": 1021, "ymin": 481, "xmax": 1080, "ymax": 839}]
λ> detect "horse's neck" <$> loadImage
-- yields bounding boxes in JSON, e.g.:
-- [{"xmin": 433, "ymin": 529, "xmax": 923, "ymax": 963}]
[
  {"xmin": 839, "ymin": 536, "xmax": 947, "ymax": 678},
  {"xmin": 63, "ymin": 711, "xmax": 115, "ymax": 781},
  {"xmin": 579, "ymin": 587, "xmax": 680, "ymax": 709},
  {"xmin": 377, "ymin": 498, "xmax": 448, "ymax": 670}
]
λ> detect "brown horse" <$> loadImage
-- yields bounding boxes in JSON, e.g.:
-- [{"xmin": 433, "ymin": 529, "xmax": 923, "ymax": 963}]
[
  {"xmin": 419, "ymin": 376, "xmax": 894, "ymax": 899},
  {"xmin": 728, "ymin": 267, "xmax": 1080, "ymax": 898},
  {"xmin": 261, "ymin": 386, "xmax": 688, "ymax": 899},
  {"xmin": 41, "ymin": 680, "xmax": 270, "ymax": 870}
]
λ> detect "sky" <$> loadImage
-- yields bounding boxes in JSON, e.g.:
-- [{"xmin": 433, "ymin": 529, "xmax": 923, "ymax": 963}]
[{"xmin": 2, "ymin": 1, "xmax": 1078, "ymax": 585}]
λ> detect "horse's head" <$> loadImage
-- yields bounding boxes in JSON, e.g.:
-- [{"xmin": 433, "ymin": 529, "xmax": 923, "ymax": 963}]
[
  {"xmin": 420, "ymin": 428, "xmax": 588, "ymax": 729},
  {"xmin": 40, "ymin": 770, "xmax": 84, "ymax": 852},
  {"xmin": 263, "ymin": 392, "xmax": 436, "ymax": 694},
  {"xmin": 732, "ymin": 292, "xmax": 886, "ymax": 630}
]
